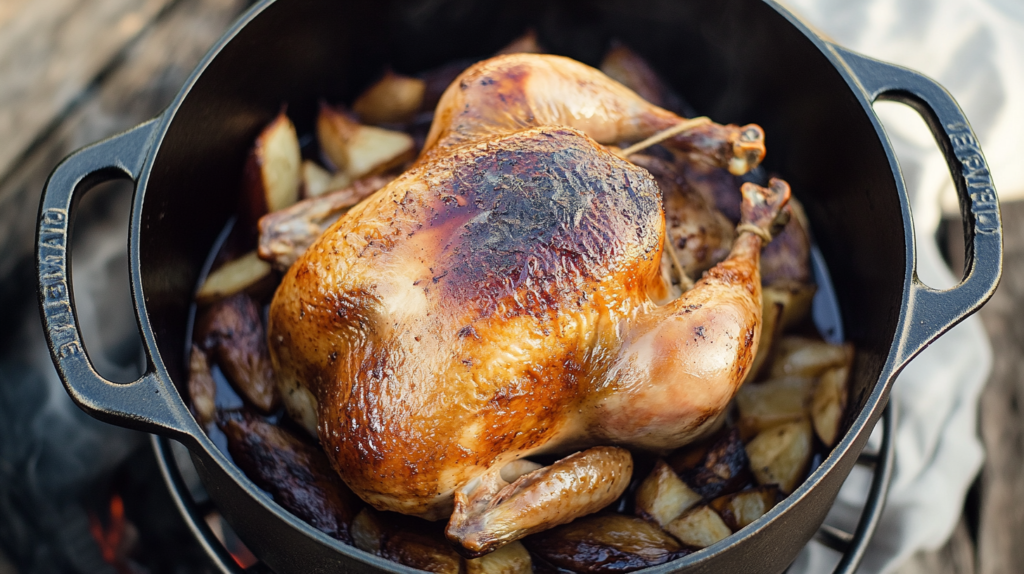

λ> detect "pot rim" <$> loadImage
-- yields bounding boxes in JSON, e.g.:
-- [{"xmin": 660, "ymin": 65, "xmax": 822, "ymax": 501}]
[
  {"xmin": 130, "ymin": 0, "xmax": 897, "ymax": 567},
  {"xmin": 42, "ymin": 0, "xmax": 999, "ymax": 571}
]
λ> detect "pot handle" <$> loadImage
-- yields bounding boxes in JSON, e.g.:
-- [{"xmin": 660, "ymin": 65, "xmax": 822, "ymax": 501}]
[
  {"xmin": 829, "ymin": 44, "xmax": 1003, "ymax": 372},
  {"xmin": 37, "ymin": 119, "xmax": 196, "ymax": 442}
]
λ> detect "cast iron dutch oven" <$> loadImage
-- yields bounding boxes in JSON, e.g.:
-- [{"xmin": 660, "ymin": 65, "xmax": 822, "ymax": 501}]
[{"xmin": 36, "ymin": 0, "xmax": 1002, "ymax": 572}]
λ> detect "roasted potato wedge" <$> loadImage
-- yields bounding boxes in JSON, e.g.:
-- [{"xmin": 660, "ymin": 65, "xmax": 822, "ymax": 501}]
[
  {"xmin": 352, "ymin": 508, "xmax": 467, "ymax": 574},
  {"xmin": 524, "ymin": 514, "xmax": 688, "ymax": 573},
  {"xmin": 383, "ymin": 528, "xmax": 463, "ymax": 574},
  {"xmin": 196, "ymin": 293, "xmax": 280, "ymax": 412},
  {"xmin": 709, "ymin": 486, "xmax": 779, "ymax": 531},
  {"xmin": 301, "ymin": 159, "xmax": 353, "ymax": 199},
  {"xmin": 664, "ymin": 506, "xmax": 731, "ymax": 549},
  {"xmin": 746, "ymin": 281, "xmax": 818, "ymax": 381},
  {"xmin": 769, "ymin": 336, "xmax": 854, "ymax": 379},
  {"xmin": 219, "ymin": 412, "xmax": 361, "ymax": 542},
  {"xmin": 746, "ymin": 295, "xmax": 783, "ymax": 383},
  {"xmin": 301, "ymin": 159, "xmax": 333, "ymax": 198},
  {"xmin": 351, "ymin": 508, "xmax": 386, "ymax": 555},
  {"xmin": 317, "ymin": 104, "xmax": 414, "ymax": 180},
  {"xmin": 812, "ymin": 365, "xmax": 850, "ymax": 447},
  {"xmin": 746, "ymin": 419, "xmax": 814, "ymax": 494},
  {"xmin": 257, "ymin": 175, "xmax": 394, "ymax": 271},
  {"xmin": 635, "ymin": 460, "xmax": 702, "ymax": 527},
  {"xmin": 241, "ymin": 111, "xmax": 301, "ymax": 227},
  {"xmin": 763, "ymin": 281, "xmax": 817, "ymax": 331},
  {"xmin": 187, "ymin": 344, "xmax": 216, "ymax": 428},
  {"xmin": 353, "ymin": 71, "xmax": 427, "ymax": 125},
  {"xmin": 196, "ymin": 250, "xmax": 274, "ymax": 305},
  {"xmin": 666, "ymin": 432, "xmax": 715, "ymax": 474},
  {"xmin": 676, "ymin": 428, "xmax": 750, "ymax": 500},
  {"xmin": 465, "ymin": 541, "xmax": 532, "ymax": 574},
  {"xmin": 735, "ymin": 376, "xmax": 814, "ymax": 438}
]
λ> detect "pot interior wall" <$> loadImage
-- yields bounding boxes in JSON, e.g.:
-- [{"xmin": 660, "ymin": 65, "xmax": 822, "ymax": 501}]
[{"xmin": 140, "ymin": 0, "xmax": 905, "ymax": 440}]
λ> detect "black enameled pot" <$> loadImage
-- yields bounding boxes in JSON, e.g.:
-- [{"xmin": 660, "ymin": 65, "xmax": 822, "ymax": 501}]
[{"xmin": 37, "ymin": 1, "xmax": 1002, "ymax": 572}]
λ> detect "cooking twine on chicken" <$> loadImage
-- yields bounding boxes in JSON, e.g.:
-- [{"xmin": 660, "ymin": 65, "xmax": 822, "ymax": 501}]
[
  {"xmin": 617, "ymin": 116, "xmax": 711, "ymax": 157},
  {"xmin": 736, "ymin": 222, "xmax": 774, "ymax": 244},
  {"xmin": 618, "ymin": 116, "xmax": 757, "ymax": 291}
]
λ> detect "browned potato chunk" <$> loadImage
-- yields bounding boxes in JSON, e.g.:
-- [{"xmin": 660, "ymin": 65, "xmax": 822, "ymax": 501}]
[
  {"xmin": 352, "ymin": 508, "xmax": 468, "ymax": 574},
  {"xmin": 196, "ymin": 293, "xmax": 280, "ymax": 412},
  {"xmin": 709, "ymin": 486, "xmax": 779, "ymax": 531},
  {"xmin": 735, "ymin": 376, "xmax": 814, "ymax": 438},
  {"xmin": 812, "ymin": 365, "xmax": 850, "ymax": 447},
  {"xmin": 465, "ymin": 541, "xmax": 532, "ymax": 574},
  {"xmin": 351, "ymin": 508, "xmax": 386, "ymax": 555},
  {"xmin": 317, "ymin": 104, "xmax": 414, "ymax": 180},
  {"xmin": 763, "ymin": 282, "xmax": 817, "ymax": 331},
  {"xmin": 664, "ymin": 506, "xmax": 732, "ymax": 549},
  {"xmin": 524, "ymin": 514, "xmax": 688, "ymax": 573},
  {"xmin": 675, "ymin": 428, "xmax": 750, "ymax": 500},
  {"xmin": 746, "ymin": 419, "xmax": 814, "ymax": 494},
  {"xmin": 258, "ymin": 175, "xmax": 395, "ymax": 271},
  {"xmin": 219, "ymin": 412, "xmax": 361, "ymax": 542},
  {"xmin": 495, "ymin": 29, "xmax": 544, "ymax": 55},
  {"xmin": 769, "ymin": 337, "xmax": 853, "ymax": 379},
  {"xmin": 301, "ymin": 158, "xmax": 333, "ymax": 198},
  {"xmin": 635, "ymin": 460, "xmax": 702, "ymax": 526},
  {"xmin": 196, "ymin": 251, "xmax": 274, "ymax": 305},
  {"xmin": 303, "ymin": 159, "xmax": 355, "ymax": 199},
  {"xmin": 746, "ymin": 295, "xmax": 783, "ymax": 382},
  {"xmin": 300, "ymin": 159, "xmax": 355, "ymax": 199},
  {"xmin": 666, "ymin": 433, "xmax": 714, "ymax": 473},
  {"xmin": 382, "ymin": 528, "xmax": 463, "ymax": 574},
  {"xmin": 353, "ymin": 71, "xmax": 427, "ymax": 125},
  {"xmin": 187, "ymin": 344, "xmax": 216, "ymax": 428},
  {"xmin": 241, "ymin": 111, "xmax": 301, "ymax": 226}
]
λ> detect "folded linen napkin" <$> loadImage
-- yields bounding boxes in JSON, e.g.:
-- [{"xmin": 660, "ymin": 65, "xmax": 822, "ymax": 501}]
[{"xmin": 777, "ymin": 0, "xmax": 1022, "ymax": 571}]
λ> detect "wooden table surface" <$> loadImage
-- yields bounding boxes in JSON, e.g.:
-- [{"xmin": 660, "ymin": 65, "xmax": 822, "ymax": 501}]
[{"xmin": 0, "ymin": 1, "xmax": 1019, "ymax": 572}]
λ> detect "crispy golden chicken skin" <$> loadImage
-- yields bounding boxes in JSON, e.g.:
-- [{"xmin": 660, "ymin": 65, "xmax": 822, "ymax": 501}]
[{"xmin": 267, "ymin": 54, "xmax": 786, "ymax": 555}]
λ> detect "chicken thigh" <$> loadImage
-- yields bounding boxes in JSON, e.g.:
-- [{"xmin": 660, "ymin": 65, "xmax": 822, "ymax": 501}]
[{"xmin": 267, "ymin": 54, "xmax": 788, "ymax": 555}]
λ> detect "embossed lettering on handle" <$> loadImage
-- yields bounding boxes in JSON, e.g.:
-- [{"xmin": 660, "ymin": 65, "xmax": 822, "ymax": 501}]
[
  {"xmin": 39, "ymin": 208, "xmax": 83, "ymax": 358},
  {"xmin": 945, "ymin": 123, "xmax": 999, "ymax": 235},
  {"xmin": 36, "ymin": 119, "xmax": 198, "ymax": 441},
  {"xmin": 829, "ymin": 44, "xmax": 1003, "ymax": 374}
]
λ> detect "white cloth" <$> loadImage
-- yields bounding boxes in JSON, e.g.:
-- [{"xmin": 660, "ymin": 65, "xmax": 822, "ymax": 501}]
[{"xmin": 775, "ymin": 0, "xmax": 1020, "ymax": 572}]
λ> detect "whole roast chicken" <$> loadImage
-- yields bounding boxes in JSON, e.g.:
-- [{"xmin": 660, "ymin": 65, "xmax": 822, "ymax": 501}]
[{"xmin": 267, "ymin": 54, "xmax": 789, "ymax": 555}]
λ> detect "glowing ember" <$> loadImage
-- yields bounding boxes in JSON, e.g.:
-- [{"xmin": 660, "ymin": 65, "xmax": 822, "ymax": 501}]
[
  {"xmin": 205, "ymin": 511, "xmax": 258, "ymax": 568},
  {"xmin": 88, "ymin": 493, "xmax": 135, "ymax": 572}
]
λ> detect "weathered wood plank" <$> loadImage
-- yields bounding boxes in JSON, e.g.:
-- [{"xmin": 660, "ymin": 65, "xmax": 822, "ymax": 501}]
[
  {"xmin": 975, "ymin": 199, "xmax": 1024, "ymax": 574},
  {"xmin": 0, "ymin": 0, "xmax": 176, "ymax": 182},
  {"xmin": 0, "ymin": 0, "xmax": 248, "ymax": 292}
]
